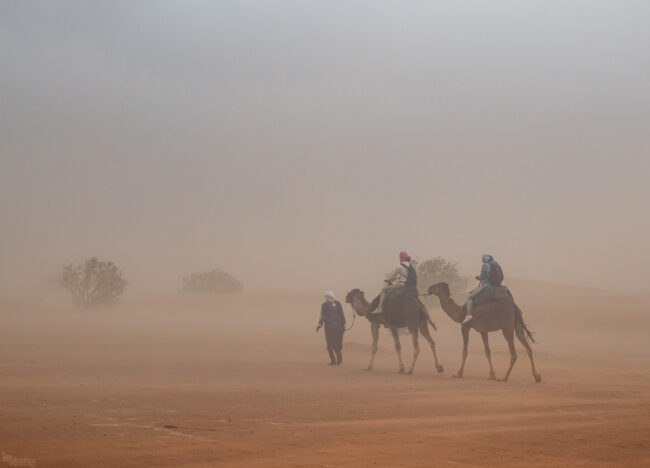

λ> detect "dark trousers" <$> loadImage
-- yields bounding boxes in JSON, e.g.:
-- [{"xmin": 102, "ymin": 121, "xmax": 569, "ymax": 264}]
[{"xmin": 324, "ymin": 327, "xmax": 344, "ymax": 364}]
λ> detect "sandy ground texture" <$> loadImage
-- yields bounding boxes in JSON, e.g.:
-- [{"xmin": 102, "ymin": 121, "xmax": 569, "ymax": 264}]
[{"xmin": 1, "ymin": 279, "xmax": 650, "ymax": 467}]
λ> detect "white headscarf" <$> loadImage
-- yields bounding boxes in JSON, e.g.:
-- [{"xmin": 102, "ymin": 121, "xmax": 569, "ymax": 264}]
[{"xmin": 324, "ymin": 290, "xmax": 336, "ymax": 301}]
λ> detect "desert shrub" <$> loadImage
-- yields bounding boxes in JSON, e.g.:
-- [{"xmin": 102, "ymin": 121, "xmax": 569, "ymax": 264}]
[
  {"xmin": 60, "ymin": 257, "xmax": 128, "ymax": 308},
  {"xmin": 417, "ymin": 257, "xmax": 468, "ymax": 306},
  {"xmin": 182, "ymin": 268, "xmax": 243, "ymax": 294}
]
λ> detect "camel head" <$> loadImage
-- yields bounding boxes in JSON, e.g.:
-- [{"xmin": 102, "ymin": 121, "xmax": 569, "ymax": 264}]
[
  {"xmin": 428, "ymin": 282, "xmax": 451, "ymax": 298},
  {"xmin": 345, "ymin": 288, "xmax": 369, "ymax": 316}
]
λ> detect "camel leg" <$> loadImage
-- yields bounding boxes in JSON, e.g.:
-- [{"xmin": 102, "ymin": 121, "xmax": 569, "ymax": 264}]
[
  {"xmin": 515, "ymin": 325, "xmax": 542, "ymax": 382},
  {"xmin": 498, "ymin": 327, "xmax": 517, "ymax": 382},
  {"xmin": 406, "ymin": 327, "xmax": 420, "ymax": 374},
  {"xmin": 390, "ymin": 328, "xmax": 406, "ymax": 373},
  {"xmin": 480, "ymin": 332, "xmax": 496, "ymax": 380},
  {"xmin": 366, "ymin": 323, "xmax": 380, "ymax": 371},
  {"xmin": 419, "ymin": 322, "xmax": 444, "ymax": 373},
  {"xmin": 455, "ymin": 326, "xmax": 470, "ymax": 378}
]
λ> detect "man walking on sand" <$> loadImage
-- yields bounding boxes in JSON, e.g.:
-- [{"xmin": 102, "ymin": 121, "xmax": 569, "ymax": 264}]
[{"xmin": 316, "ymin": 290, "xmax": 346, "ymax": 365}]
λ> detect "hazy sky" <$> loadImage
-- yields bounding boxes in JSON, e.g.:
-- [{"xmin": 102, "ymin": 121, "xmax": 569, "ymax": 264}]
[{"xmin": 1, "ymin": 1, "xmax": 649, "ymax": 295}]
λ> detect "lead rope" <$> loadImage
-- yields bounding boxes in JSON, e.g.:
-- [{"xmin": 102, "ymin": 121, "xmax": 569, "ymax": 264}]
[{"xmin": 344, "ymin": 308, "xmax": 356, "ymax": 331}]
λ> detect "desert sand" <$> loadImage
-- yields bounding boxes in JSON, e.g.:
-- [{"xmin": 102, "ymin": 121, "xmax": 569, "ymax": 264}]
[{"xmin": 1, "ymin": 279, "xmax": 649, "ymax": 467}]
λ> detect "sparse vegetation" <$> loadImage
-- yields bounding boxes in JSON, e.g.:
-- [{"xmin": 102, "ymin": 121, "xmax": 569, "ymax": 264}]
[
  {"xmin": 182, "ymin": 268, "xmax": 243, "ymax": 294},
  {"xmin": 60, "ymin": 257, "xmax": 128, "ymax": 308},
  {"xmin": 417, "ymin": 257, "xmax": 468, "ymax": 306}
]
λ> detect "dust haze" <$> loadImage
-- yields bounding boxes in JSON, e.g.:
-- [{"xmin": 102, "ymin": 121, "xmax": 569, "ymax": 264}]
[
  {"xmin": 1, "ymin": 1, "xmax": 649, "ymax": 296},
  {"xmin": 2, "ymin": 2, "xmax": 650, "ymax": 467}
]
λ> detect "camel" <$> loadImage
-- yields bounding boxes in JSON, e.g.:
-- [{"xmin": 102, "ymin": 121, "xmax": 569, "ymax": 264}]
[
  {"xmin": 345, "ymin": 289, "xmax": 444, "ymax": 375},
  {"xmin": 427, "ymin": 282, "xmax": 541, "ymax": 382}
]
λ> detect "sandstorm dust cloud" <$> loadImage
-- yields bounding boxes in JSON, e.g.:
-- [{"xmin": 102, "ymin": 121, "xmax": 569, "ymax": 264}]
[
  {"xmin": 1, "ymin": 1, "xmax": 649, "ymax": 297},
  {"xmin": 2, "ymin": 4, "xmax": 650, "ymax": 467}
]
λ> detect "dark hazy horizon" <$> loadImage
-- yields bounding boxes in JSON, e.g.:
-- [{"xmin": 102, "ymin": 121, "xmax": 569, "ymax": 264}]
[{"xmin": 1, "ymin": 1, "xmax": 649, "ymax": 296}]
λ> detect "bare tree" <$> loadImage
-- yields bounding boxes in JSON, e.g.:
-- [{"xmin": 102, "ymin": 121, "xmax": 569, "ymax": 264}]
[
  {"xmin": 182, "ymin": 268, "xmax": 243, "ymax": 294},
  {"xmin": 417, "ymin": 257, "xmax": 468, "ymax": 307},
  {"xmin": 60, "ymin": 257, "xmax": 128, "ymax": 307}
]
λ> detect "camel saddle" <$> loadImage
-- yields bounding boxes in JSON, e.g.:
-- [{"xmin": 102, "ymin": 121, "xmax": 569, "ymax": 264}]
[
  {"xmin": 369, "ymin": 286, "xmax": 421, "ymax": 314},
  {"xmin": 471, "ymin": 285, "xmax": 515, "ymax": 307}
]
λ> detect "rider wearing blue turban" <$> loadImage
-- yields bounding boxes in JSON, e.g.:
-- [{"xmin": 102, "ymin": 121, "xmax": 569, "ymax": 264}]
[{"xmin": 463, "ymin": 254, "xmax": 497, "ymax": 324}]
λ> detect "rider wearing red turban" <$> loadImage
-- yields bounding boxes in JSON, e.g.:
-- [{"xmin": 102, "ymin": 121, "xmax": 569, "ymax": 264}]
[{"xmin": 376, "ymin": 251, "xmax": 417, "ymax": 314}]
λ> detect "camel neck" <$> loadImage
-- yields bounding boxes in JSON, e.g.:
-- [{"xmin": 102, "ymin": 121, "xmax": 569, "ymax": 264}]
[{"xmin": 439, "ymin": 295, "xmax": 465, "ymax": 323}]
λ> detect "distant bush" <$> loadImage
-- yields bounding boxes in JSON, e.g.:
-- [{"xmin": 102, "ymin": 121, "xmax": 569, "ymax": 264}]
[
  {"xmin": 182, "ymin": 268, "xmax": 243, "ymax": 294},
  {"xmin": 417, "ymin": 257, "xmax": 468, "ymax": 305},
  {"xmin": 60, "ymin": 257, "xmax": 128, "ymax": 308}
]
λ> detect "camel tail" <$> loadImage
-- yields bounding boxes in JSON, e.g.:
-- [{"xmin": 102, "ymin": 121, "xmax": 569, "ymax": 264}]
[{"xmin": 514, "ymin": 303, "xmax": 535, "ymax": 344}]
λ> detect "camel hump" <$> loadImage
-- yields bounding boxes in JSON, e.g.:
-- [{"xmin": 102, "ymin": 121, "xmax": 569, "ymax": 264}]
[
  {"xmin": 381, "ymin": 287, "xmax": 421, "ymax": 315},
  {"xmin": 472, "ymin": 285, "xmax": 514, "ymax": 307},
  {"xmin": 386, "ymin": 286, "xmax": 419, "ymax": 302},
  {"xmin": 494, "ymin": 286, "xmax": 513, "ymax": 303}
]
